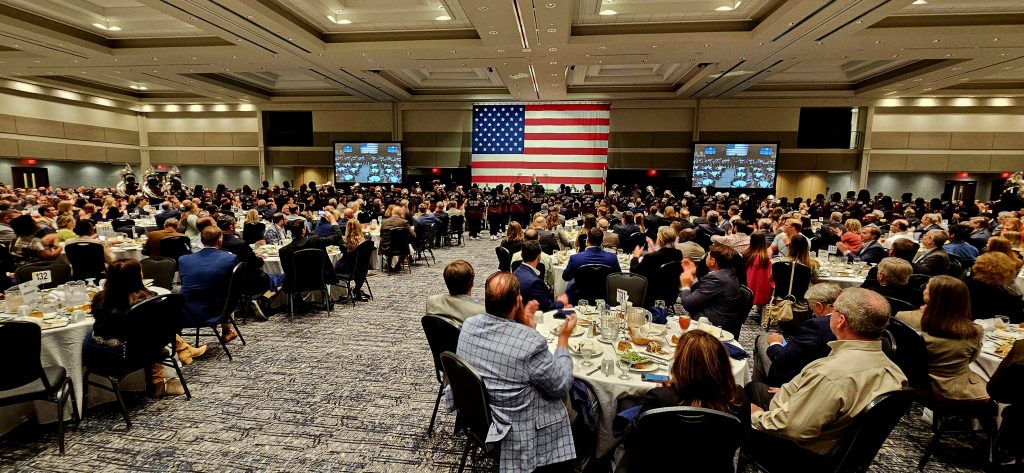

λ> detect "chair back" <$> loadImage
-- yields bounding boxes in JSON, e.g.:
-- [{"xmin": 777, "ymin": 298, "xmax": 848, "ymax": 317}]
[
  {"xmin": 907, "ymin": 274, "xmax": 931, "ymax": 291},
  {"xmin": 287, "ymin": 249, "xmax": 332, "ymax": 293},
  {"xmin": 495, "ymin": 246, "xmax": 512, "ymax": 272},
  {"xmin": 626, "ymin": 407, "xmax": 742, "ymax": 471},
  {"xmin": 510, "ymin": 260, "xmax": 522, "ymax": 273},
  {"xmin": 159, "ymin": 235, "xmax": 192, "ymax": 261},
  {"xmin": 242, "ymin": 222, "xmax": 266, "ymax": 245},
  {"xmin": 14, "ymin": 261, "xmax": 72, "ymax": 289},
  {"xmin": 946, "ymin": 256, "xmax": 963, "ymax": 277},
  {"xmin": 352, "ymin": 240, "xmax": 376, "ymax": 283},
  {"xmin": 140, "ymin": 256, "xmax": 176, "ymax": 290},
  {"xmin": 730, "ymin": 285, "xmax": 756, "ymax": 339},
  {"xmin": 64, "ymin": 241, "xmax": 108, "ymax": 281},
  {"xmin": 421, "ymin": 315, "xmax": 462, "ymax": 384},
  {"xmin": 124, "ymin": 294, "xmax": 186, "ymax": 368},
  {"xmin": 426, "ymin": 222, "xmax": 439, "ymax": 250},
  {"xmin": 387, "ymin": 228, "xmax": 411, "ymax": 256},
  {"xmin": 606, "ymin": 273, "xmax": 647, "ymax": 307},
  {"xmin": 883, "ymin": 318, "xmax": 931, "ymax": 390},
  {"xmin": 440, "ymin": 351, "xmax": 493, "ymax": 450},
  {"xmin": 770, "ymin": 261, "xmax": 812, "ymax": 300},
  {"xmin": 541, "ymin": 243, "xmax": 558, "ymax": 255},
  {"xmin": 574, "ymin": 264, "xmax": 617, "ymax": 303},
  {"xmin": 647, "ymin": 260, "xmax": 682, "ymax": 307},
  {"xmin": 112, "ymin": 219, "xmax": 135, "ymax": 236},
  {"xmin": 826, "ymin": 389, "xmax": 915, "ymax": 473},
  {"xmin": 0, "ymin": 321, "xmax": 45, "ymax": 391},
  {"xmin": 576, "ymin": 233, "xmax": 587, "ymax": 250},
  {"xmin": 884, "ymin": 296, "xmax": 917, "ymax": 316},
  {"xmin": 220, "ymin": 262, "xmax": 248, "ymax": 319},
  {"xmin": 449, "ymin": 215, "xmax": 465, "ymax": 234},
  {"xmin": 626, "ymin": 232, "xmax": 646, "ymax": 252}
]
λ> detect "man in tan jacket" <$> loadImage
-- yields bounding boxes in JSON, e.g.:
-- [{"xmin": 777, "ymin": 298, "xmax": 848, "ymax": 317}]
[
  {"xmin": 144, "ymin": 218, "xmax": 185, "ymax": 257},
  {"xmin": 745, "ymin": 288, "xmax": 908, "ymax": 461}
]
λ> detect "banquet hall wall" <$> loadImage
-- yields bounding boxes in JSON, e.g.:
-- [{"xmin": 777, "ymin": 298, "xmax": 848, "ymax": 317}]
[{"xmin": 0, "ymin": 88, "xmax": 1022, "ymax": 199}]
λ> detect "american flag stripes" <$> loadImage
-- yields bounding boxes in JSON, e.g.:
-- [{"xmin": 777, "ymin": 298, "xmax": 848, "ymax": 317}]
[{"xmin": 471, "ymin": 103, "xmax": 610, "ymax": 192}]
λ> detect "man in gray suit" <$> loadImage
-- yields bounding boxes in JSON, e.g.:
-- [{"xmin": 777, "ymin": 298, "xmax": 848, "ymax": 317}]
[
  {"xmin": 425, "ymin": 260, "xmax": 485, "ymax": 323},
  {"xmin": 445, "ymin": 272, "xmax": 578, "ymax": 473},
  {"xmin": 913, "ymin": 229, "xmax": 950, "ymax": 276}
]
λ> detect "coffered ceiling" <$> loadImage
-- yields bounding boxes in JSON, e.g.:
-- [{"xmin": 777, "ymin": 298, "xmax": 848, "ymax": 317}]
[{"xmin": 0, "ymin": 0, "xmax": 1020, "ymax": 107}]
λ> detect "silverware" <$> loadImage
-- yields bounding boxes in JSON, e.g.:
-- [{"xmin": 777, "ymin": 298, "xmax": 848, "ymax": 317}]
[{"xmin": 585, "ymin": 367, "xmax": 601, "ymax": 376}]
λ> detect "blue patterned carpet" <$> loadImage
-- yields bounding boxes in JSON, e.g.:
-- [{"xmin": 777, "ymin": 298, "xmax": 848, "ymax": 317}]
[{"xmin": 0, "ymin": 238, "xmax": 990, "ymax": 472}]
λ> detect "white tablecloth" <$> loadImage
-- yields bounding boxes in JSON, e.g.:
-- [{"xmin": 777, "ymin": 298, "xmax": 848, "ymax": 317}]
[
  {"xmin": 110, "ymin": 246, "xmax": 144, "ymax": 262},
  {"xmin": 261, "ymin": 252, "xmax": 343, "ymax": 276},
  {"xmin": 536, "ymin": 313, "xmax": 749, "ymax": 456},
  {"xmin": 0, "ymin": 286, "xmax": 170, "ymax": 435}
]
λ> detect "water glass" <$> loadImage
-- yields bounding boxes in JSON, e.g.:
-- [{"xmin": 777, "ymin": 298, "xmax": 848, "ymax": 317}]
[
  {"xmin": 996, "ymin": 316, "xmax": 1010, "ymax": 331},
  {"xmin": 654, "ymin": 300, "xmax": 667, "ymax": 311},
  {"xmin": 617, "ymin": 358, "xmax": 632, "ymax": 380},
  {"xmin": 4, "ymin": 287, "xmax": 23, "ymax": 313},
  {"xmin": 595, "ymin": 299, "xmax": 606, "ymax": 315},
  {"xmin": 600, "ymin": 312, "xmax": 620, "ymax": 343},
  {"xmin": 579, "ymin": 340, "xmax": 596, "ymax": 367},
  {"xmin": 578, "ymin": 300, "xmax": 589, "ymax": 315}
]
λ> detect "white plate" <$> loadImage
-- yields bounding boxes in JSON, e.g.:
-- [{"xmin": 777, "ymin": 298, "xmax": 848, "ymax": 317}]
[
  {"xmin": 143, "ymin": 279, "xmax": 154, "ymax": 286},
  {"xmin": 695, "ymin": 326, "xmax": 735, "ymax": 342},
  {"xmin": 569, "ymin": 344, "xmax": 603, "ymax": 359},
  {"xmin": 629, "ymin": 362, "xmax": 660, "ymax": 373},
  {"xmin": 551, "ymin": 324, "xmax": 586, "ymax": 337}
]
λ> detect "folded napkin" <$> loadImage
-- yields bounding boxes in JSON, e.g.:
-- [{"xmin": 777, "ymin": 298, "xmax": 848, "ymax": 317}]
[
  {"xmin": 648, "ymin": 306, "xmax": 668, "ymax": 325},
  {"xmin": 723, "ymin": 342, "xmax": 749, "ymax": 360}
]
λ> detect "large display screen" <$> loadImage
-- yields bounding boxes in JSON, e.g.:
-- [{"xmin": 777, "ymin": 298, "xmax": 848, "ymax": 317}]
[
  {"xmin": 691, "ymin": 142, "xmax": 778, "ymax": 189},
  {"xmin": 333, "ymin": 142, "xmax": 404, "ymax": 184}
]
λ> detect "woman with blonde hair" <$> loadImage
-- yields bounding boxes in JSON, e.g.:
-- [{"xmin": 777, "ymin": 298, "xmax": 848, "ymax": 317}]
[
  {"xmin": 838, "ymin": 218, "xmax": 862, "ymax": 253},
  {"xmin": 336, "ymin": 219, "xmax": 370, "ymax": 301},
  {"xmin": 986, "ymin": 236, "xmax": 1024, "ymax": 271},
  {"xmin": 896, "ymin": 276, "xmax": 988, "ymax": 401},
  {"xmin": 242, "ymin": 209, "xmax": 266, "ymax": 245},
  {"xmin": 964, "ymin": 252, "xmax": 1024, "ymax": 322},
  {"xmin": 500, "ymin": 221, "xmax": 525, "ymax": 255}
]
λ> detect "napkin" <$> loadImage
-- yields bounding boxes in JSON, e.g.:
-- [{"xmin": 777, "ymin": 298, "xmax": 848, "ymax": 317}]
[
  {"xmin": 723, "ymin": 342, "xmax": 749, "ymax": 360},
  {"xmin": 648, "ymin": 306, "xmax": 668, "ymax": 324}
]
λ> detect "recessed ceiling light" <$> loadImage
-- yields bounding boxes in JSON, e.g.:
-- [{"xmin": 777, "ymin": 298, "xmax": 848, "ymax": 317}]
[
  {"xmin": 598, "ymin": 9, "xmax": 617, "ymax": 15},
  {"xmin": 549, "ymin": 47, "xmax": 557, "ymax": 52},
  {"xmin": 335, "ymin": 9, "xmax": 343, "ymax": 13},
  {"xmin": 328, "ymin": 15, "xmax": 352, "ymax": 24},
  {"xmin": 642, "ymin": 58, "xmax": 649, "ymax": 62},
  {"xmin": 497, "ymin": 49, "xmax": 506, "ymax": 53},
  {"xmin": 479, "ymin": 6, "xmax": 488, "ymax": 11},
  {"xmin": 450, "ymin": 49, "xmax": 457, "ymax": 54},
  {"xmin": 547, "ymin": 28, "xmax": 557, "ymax": 33},
  {"xmin": 546, "ymin": 3, "xmax": 556, "ymax": 7},
  {"xmin": 92, "ymin": 22, "xmax": 122, "ymax": 31},
  {"xmin": 437, "ymin": 5, "xmax": 445, "ymax": 9},
  {"xmin": 912, "ymin": 0, "xmax": 927, "ymax": 4},
  {"xmin": 435, "ymin": 14, "xmax": 452, "ymax": 20},
  {"xmin": 598, "ymin": 46, "xmax": 607, "ymax": 50},
  {"xmin": 489, "ymin": 30, "xmax": 498, "ymax": 35}
]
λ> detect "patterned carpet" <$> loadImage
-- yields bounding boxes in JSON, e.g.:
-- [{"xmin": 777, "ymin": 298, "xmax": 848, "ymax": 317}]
[{"xmin": 0, "ymin": 237, "xmax": 991, "ymax": 472}]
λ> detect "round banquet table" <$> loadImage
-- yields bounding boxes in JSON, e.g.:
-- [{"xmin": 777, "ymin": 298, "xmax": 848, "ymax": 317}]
[
  {"xmin": 110, "ymin": 245, "xmax": 144, "ymax": 262},
  {"xmin": 813, "ymin": 258, "xmax": 870, "ymax": 289},
  {"xmin": 132, "ymin": 218, "xmax": 158, "ymax": 234},
  {"xmin": 550, "ymin": 250, "xmax": 631, "ymax": 298},
  {"xmin": 535, "ymin": 312, "xmax": 750, "ymax": 457},
  {"xmin": 261, "ymin": 251, "xmax": 343, "ymax": 276},
  {"xmin": 971, "ymin": 319, "xmax": 1023, "ymax": 381},
  {"xmin": 0, "ymin": 285, "xmax": 171, "ymax": 435}
]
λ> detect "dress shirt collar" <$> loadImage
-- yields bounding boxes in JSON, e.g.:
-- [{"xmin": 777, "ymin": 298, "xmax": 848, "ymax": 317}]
[
  {"xmin": 523, "ymin": 262, "xmax": 541, "ymax": 275},
  {"xmin": 826, "ymin": 339, "xmax": 882, "ymax": 353}
]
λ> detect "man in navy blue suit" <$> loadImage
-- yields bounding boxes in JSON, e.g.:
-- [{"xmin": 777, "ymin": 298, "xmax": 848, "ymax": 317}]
[
  {"xmin": 179, "ymin": 226, "xmax": 239, "ymax": 341},
  {"xmin": 747, "ymin": 282, "xmax": 842, "ymax": 408},
  {"xmin": 838, "ymin": 226, "xmax": 886, "ymax": 264},
  {"xmin": 561, "ymin": 228, "xmax": 619, "ymax": 305},
  {"xmin": 514, "ymin": 241, "xmax": 569, "ymax": 311}
]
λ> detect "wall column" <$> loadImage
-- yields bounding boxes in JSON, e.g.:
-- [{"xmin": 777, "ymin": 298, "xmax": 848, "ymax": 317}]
[
  {"xmin": 256, "ymin": 108, "xmax": 266, "ymax": 181},
  {"xmin": 856, "ymin": 105, "xmax": 875, "ymax": 190},
  {"xmin": 136, "ymin": 113, "xmax": 150, "ymax": 171}
]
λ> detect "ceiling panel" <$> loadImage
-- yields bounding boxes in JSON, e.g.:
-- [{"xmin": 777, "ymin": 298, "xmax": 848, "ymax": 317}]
[
  {"xmin": 892, "ymin": 0, "xmax": 1024, "ymax": 16},
  {"xmin": 574, "ymin": 0, "xmax": 782, "ymax": 24},
  {"xmin": 272, "ymin": 0, "xmax": 475, "ymax": 33},
  {"xmin": 0, "ymin": 0, "xmax": 204, "ymax": 38}
]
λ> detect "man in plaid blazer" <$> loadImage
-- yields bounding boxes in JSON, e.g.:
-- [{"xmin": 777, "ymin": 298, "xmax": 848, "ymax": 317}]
[{"xmin": 446, "ymin": 271, "xmax": 579, "ymax": 473}]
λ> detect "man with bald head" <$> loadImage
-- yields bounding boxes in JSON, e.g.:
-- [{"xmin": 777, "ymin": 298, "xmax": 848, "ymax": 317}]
[
  {"xmin": 597, "ymin": 218, "xmax": 620, "ymax": 249},
  {"xmin": 745, "ymin": 288, "xmax": 907, "ymax": 463},
  {"xmin": 445, "ymin": 271, "xmax": 579, "ymax": 473}
]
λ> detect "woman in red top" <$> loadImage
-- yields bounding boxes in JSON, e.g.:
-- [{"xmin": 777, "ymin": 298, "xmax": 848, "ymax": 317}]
[{"xmin": 744, "ymin": 231, "xmax": 774, "ymax": 306}]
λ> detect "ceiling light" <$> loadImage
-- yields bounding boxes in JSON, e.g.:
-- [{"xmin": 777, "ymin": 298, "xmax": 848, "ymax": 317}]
[
  {"xmin": 489, "ymin": 30, "xmax": 498, "ymax": 35},
  {"xmin": 479, "ymin": 6, "xmax": 488, "ymax": 11},
  {"xmin": 497, "ymin": 49, "xmax": 506, "ymax": 53},
  {"xmin": 993, "ymin": 38, "xmax": 1000, "ymax": 42},
  {"xmin": 931, "ymin": 39, "xmax": 940, "ymax": 43},
  {"xmin": 546, "ymin": 3, "xmax": 556, "ymax": 7},
  {"xmin": 598, "ymin": 46, "xmax": 607, "ymax": 50},
  {"xmin": 327, "ymin": 15, "xmax": 352, "ymax": 24},
  {"xmin": 435, "ymin": 14, "xmax": 452, "ymax": 20},
  {"xmin": 450, "ymin": 50, "xmax": 457, "ymax": 54},
  {"xmin": 549, "ymin": 47, "xmax": 557, "ymax": 52},
  {"xmin": 547, "ymin": 28, "xmax": 557, "ymax": 32},
  {"xmin": 92, "ymin": 21, "xmax": 122, "ymax": 31},
  {"xmin": 335, "ymin": 9, "xmax": 343, "ymax": 13},
  {"xmin": 715, "ymin": 6, "xmax": 733, "ymax": 11},
  {"xmin": 874, "ymin": 40, "xmax": 882, "ymax": 44},
  {"xmin": 598, "ymin": 9, "xmax": 617, "ymax": 15},
  {"xmin": 912, "ymin": 0, "xmax": 927, "ymax": 4},
  {"xmin": 129, "ymin": 85, "xmax": 148, "ymax": 90}
]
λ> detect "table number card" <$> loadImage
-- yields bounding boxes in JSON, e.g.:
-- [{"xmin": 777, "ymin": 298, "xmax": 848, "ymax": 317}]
[
  {"xmin": 827, "ymin": 245, "xmax": 837, "ymax": 254},
  {"xmin": 31, "ymin": 270, "xmax": 52, "ymax": 285},
  {"xmin": 817, "ymin": 250, "xmax": 828, "ymax": 259},
  {"xmin": 616, "ymin": 288, "xmax": 628, "ymax": 306}
]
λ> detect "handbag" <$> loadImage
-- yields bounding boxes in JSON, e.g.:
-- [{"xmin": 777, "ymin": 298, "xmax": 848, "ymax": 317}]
[{"xmin": 761, "ymin": 262, "xmax": 796, "ymax": 329}]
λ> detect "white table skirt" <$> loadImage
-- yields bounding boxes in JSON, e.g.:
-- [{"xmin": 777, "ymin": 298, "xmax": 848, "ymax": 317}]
[
  {"xmin": 261, "ymin": 252, "xmax": 343, "ymax": 276},
  {"xmin": 110, "ymin": 246, "xmax": 144, "ymax": 262},
  {"xmin": 536, "ymin": 314, "xmax": 749, "ymax": 457}
]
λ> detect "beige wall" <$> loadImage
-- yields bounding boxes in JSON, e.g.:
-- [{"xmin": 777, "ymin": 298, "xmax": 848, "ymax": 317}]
[{"xmin": 146, "ymin": 112, "xmax": 260, "ymax": 166}]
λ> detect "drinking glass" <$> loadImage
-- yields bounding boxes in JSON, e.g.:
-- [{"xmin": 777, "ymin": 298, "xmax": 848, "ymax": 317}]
[
  {"xmin": 654, "ymin": 300, "xmax": 667, "ymax": 311},
  {"xmin": 4, "ymin": 287, "xmax": 23, "ymax": 313},
  {"xmin": 617, "ymin": 358, "xmax": 632, "ymax": 380},
  {"xmin": 678, "ymin": 315, "xmax": 692, "ymax": 330},
  {"xmin": 600, "ymin": 357, "xmax": 616, "ymax": 376},
  {"xmin": 595, "ymin": 299, "xmax": 606, "ymax": 315},
  {"xmin": 578, "ymin": 300, "xmax": 589, "ymax": 315},
  {"xmin": 579, "ymin": 340, "xmax": 596, "ymax": 367}
]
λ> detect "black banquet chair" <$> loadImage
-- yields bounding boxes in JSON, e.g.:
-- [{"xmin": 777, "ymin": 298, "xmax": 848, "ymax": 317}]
[
  {"xmin": 64, "ymin": 241, "xmax": 108, "ymax": 281},
  {"xmin": 448, "ymin": 215, "xmax": 465, "ymax": 246},
  {"xmin": 84, "ymin": 293, "xmax": 190, "ymax": 429},
  {"xmin": 421, "ymin": 314, "xmax": 462, "ymax": 435},
  {"xmin": 572, "ymin": 263, "xmax": 618, "ymax": 305},
  {"xmin": 0, "ymin": 321, "xmax": 78, "ymax": 454},
  {"xmin": 383, "ymin": 228, "xmax": 412, "ymax": 273},
  {"xmin": 284, "ymin": 249, "xmax": 335, "ymax": 320},
  {"xmin": 158, "ymin": 235, "xmax": 192, "ymax": 262},
  {"xmin": 336, "ymin": 240, "xmax": 376, "ymax": 306},
  {"xmin": 15, "ymin": 261, "xmax": 72, "ymax": 289},
  {"xmin": 179, "ymin": 263, "xmax": 247, "ymax": 360},
  {"xmin": 495, "ymin": 246, "xmax": 512, "ymax": 272},
  {"xmin": 623, "ymin": 407, "xmax": 743, "ymax": 471},
  {"xmin": 647, "ymin": 260, "xmax": 682, "ymax": 309},
  {"xmin": 440, "ymin": 351, "xmax": 496, "ymax": 473},
  {"xmin": 741, "ymin": 389, "xmax": 915, "ymax": 473},
  {"xmin": 140, "ymin": 256, "xmax": 176, "ymax": 291},
  {"xmin": 606, "ymin": 272, "xmax": 647, "ymax": 307}
]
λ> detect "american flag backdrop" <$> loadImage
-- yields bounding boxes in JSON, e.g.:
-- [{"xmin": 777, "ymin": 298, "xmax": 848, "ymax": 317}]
[{"xmin": 471, "ymin": 103, "xmax": 610, "ymax": 192}]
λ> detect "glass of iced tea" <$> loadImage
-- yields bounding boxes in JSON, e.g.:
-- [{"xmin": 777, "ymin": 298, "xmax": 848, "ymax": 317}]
[{"xmin": 678, "ymin": 315, "xmax": 691, "ymax": 330}]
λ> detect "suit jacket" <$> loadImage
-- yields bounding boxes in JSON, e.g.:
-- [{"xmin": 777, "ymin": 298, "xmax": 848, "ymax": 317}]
[
  {"xmin": 968, "ymin": 229, "xmax": 991, "ymax": 251},
  {"xmin": 380, "ymin": 216, "xmax": 412, "ymax": 253},
  {"xmin": 179, "ymin": 248, "xmax": 237, "ymax": 326},
  {"xmin": 601, "ymin": 231, "xmax": 620, "ymax": 249},
  {"xmin": 846, "ymin": 240, "xmax": 886, "ymax": 264},
  {"xmin": 629, "ymin": 247, "xmax": 683, "ymax": 286},
  {"xmin": 154, "ymin": 208, "xmax": 181, "ymax": 229},
  {"xmin": 537, "ymin": 229, "xmax": 560, "ymax": 251},
  {"xmin": 514, "ymin": 264, "xmax": 562, "ymax": 311},
  {"xmin": 766, "ymin": 315, "xmax": 837, "ymax": 386},
  {"xmin": 912, "ymin": 247, "xmax": 950, "ymax": 276},
  {"xmin": 425, "ymin": 294, "xmax": 484, "ymax": 324},
  {"xmin": 279, "ymin": 232, "xmax": 345, "ymax": 286},
  {"xmin": 221, "ymin": 232, "xmax": 267, "ymax": 290},
  {"xmin": 965, "ymin": 277, "xmax": 1024, "ymax": 324},
  {"xmin": 445, "ymin": 313, "xmax": 576, "ymax": 473},
  {"xmin": 870, "ymin": 283, "xmax": 924, "ymax": 308},
  {"xmin": 680, "ymin": 269, "xmax": 746, "ymax": 337},
  {"xmin": 895, "ymin": 311, "xmax": 989, "ymax": 401},
  {"xmin": 562, "ymin": 246, "xmax": 619, "ymax": 303},
  {"xmin": 144, "ymin": 228, "xmax": 184, "ymax": 257}
]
